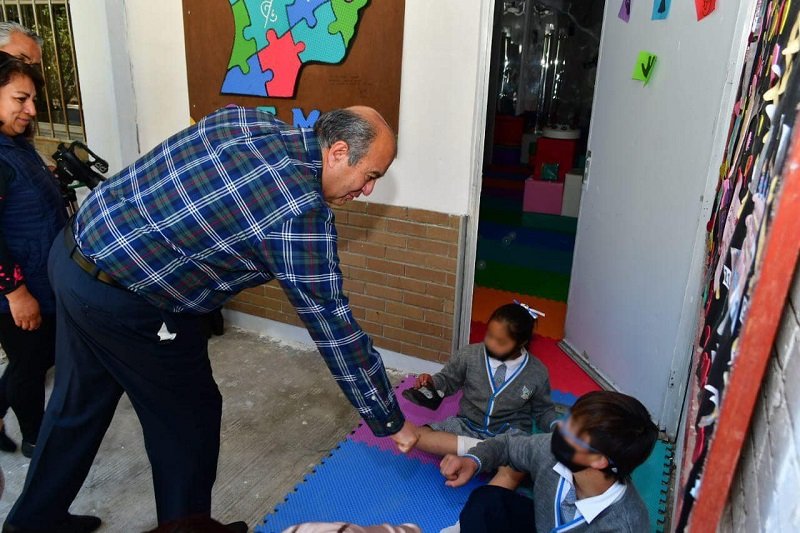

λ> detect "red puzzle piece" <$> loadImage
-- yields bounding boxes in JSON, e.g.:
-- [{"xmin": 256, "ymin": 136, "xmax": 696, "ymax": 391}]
[{"xmin": 257, "ymin": 29, "xmax": 306, "ymax": 97}]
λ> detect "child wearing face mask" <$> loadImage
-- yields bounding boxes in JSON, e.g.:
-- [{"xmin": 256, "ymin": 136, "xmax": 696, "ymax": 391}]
[
  {"xmin": 409, "ymin": 303, "xmax": 558, "ymax": 471},
  {"xmin": 439, "ymin": 391, "xmax": 659, "ymax": 533}
]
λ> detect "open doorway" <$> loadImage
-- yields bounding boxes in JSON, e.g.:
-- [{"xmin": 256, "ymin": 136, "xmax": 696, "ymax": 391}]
[{"xmin": 470, "ymin": 0, "xmax": 605, "ymax": 403}]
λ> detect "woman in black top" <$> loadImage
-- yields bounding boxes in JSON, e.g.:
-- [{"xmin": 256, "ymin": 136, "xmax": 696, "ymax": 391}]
[{"xmin": 0, "ymin": 51, "xmax": 67, "ymax": 457}]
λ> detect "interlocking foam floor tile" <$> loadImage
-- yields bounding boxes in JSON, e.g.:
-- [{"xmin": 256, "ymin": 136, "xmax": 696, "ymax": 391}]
[
  {"xmin": 349, "ymin": 376, "xmax": 461, "ymax": 466},
  {"xmin": 257, "ymin": 439, "xmax": 483, "ymax": 533},
  {"xmin": 631, "ymin": 440, "xmax": 674, "ymax": 533}
]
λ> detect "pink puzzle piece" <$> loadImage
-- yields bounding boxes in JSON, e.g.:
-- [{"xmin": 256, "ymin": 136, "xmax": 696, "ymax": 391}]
[{"xmin": 257, "ymin": 28, "xmax": 306, "ymax": 97}]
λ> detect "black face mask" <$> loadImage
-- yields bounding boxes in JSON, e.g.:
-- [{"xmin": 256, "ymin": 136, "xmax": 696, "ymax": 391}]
[
  {"xmin": 485, "ymin": 344, "xmax": 521, "ymax": 362},
  {"xmin": 551, "ymin": 429, "xmax": 588, "ymax": 473}
]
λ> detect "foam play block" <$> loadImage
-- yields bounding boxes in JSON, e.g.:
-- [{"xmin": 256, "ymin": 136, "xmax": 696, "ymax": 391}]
[
  {"xmin": 523, "ymin": 178, "xmax": 564, "ymax": 215},
  {"xmin": 493, "ymin": 114, "xmax": 525, "ymax": 145},
  {"xmin": 531, "ymin": 136, "xmax": 577, "ymax": 180},
  {"xmin": 561, "ymin": 170, "xmax": 583, "ymax": 218}
]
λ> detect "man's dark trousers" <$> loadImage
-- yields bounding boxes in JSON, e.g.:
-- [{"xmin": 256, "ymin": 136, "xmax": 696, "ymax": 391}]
[{"xmin": 6, "ymin": 235, "xmax": 223, "ymax": 529}]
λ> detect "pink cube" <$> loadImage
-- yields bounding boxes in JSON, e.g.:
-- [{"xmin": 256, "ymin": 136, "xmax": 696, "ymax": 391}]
[{"xmin": 523, "ymin": 178, "xmax": 564, "ymax": 215}]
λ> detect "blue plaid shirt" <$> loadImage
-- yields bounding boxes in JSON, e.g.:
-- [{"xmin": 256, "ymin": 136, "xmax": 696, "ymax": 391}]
[{"xmin": 74, "ymin": 106, "xmax": 403, "ymax": 436}]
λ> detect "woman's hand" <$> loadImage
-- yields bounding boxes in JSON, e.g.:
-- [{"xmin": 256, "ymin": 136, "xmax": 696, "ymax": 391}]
[{"xmin": 6, "ymin": 284, "xmax": 41, "ymax": 330}]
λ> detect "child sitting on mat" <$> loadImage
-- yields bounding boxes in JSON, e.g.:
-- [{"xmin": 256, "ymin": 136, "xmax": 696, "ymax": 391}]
[
  {"xmin": 439, "ymin": 390, "xmax": 658, "ymax": 533},
  {"xmin": 407, "ymin": 302, "xmax": 559, "ymax": 488}
]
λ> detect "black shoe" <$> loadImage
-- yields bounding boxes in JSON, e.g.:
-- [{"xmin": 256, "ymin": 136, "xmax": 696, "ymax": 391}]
[
  {"xmin": 225, "ymin": 522, "xmax": 247, "ymax": 533},
  {"xmin": 0, "ymin": 427, "xmax": 17, "ymax": 453},
  {"xmin": 3, "ymin": 514, "xmax": 101, "ymax": 533},
  {"xmin": 20, "ymin": 441, "xmax": 35, "ymax": 459},
  {"xmin": 402, "ymin": 386, "xmax": 445, "ymax": 410}
]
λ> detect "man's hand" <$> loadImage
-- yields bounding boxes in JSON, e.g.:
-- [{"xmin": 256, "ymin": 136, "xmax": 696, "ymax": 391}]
[
  {"xmin": 389, "ymin": 420, "xmax": 419, "ymax": 453},
  {"xmin": 6, "ymin": 285, "xmax": 41, "ymax": 331},
  {"xmin": 414, "ymin": 373, "xmax": 433, "ymax": 389},
  {"xmin": 440, "ymin": 454, "xmax": 479, "ymax": 488}
]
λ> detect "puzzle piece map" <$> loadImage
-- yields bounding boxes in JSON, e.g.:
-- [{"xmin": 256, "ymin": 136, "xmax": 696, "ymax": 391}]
[{"xmin": 223, "ymin": 0, "xmax": 369, "ymax": 98}]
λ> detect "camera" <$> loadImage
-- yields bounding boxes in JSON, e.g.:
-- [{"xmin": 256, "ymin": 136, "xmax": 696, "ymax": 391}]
[{"xmin": 51, "ymin": 141, "xmax": 108, "ymax": 214}]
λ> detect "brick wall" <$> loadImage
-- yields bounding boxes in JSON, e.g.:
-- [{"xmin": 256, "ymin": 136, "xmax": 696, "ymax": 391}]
[
  {"xmin": 226, "ymin": 200, "xmax": 464, "ymax": 363},
  {"xmin": 717, "ymin": 265, "xmax": 800, "ymax": 531}
]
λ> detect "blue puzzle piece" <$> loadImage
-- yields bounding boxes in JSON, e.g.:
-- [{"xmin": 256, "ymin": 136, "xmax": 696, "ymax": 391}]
[
  {"xmin": 242, "ymin": 0, "xmax": 293, "ymax": 50},
  {"xmin": 291, "ymin": 0, "xmax": 345, "ymax": 64},
  {"xmin": 221, "ymin": 53, "xmax": 274, "ymax": 97},
  {"xmin": 287, "ymin": 0, "xmax": 328, "ymax": 28}
]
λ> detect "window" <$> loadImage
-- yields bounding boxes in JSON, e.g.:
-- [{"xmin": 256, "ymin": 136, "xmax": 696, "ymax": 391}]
[{"xmin": 0, "ymin": 0, "xmax": 84, "ymax": 141}]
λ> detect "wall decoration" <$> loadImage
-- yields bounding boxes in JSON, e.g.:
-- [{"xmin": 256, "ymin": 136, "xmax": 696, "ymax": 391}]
[
  {"xmin": 182, "ymin": 0, "xmax": 405, "ymax": 130},
  {"xmin": 632, "ymin": 50, "xmax": 657, "ymax": 84},
  {"xmin": 619, "ymin": 0, "xmax": 632, "ymax": 22},
  {"xmin": 675, "ymin": 0, "xmax": 800, "ymax": 528},
  {"xmin": 652, "ymin": 0, "xmax": 671, "ymax": 20},
  {"xmin": 695, "ymin": 0, "xmax": 718, "ymax": 21}
]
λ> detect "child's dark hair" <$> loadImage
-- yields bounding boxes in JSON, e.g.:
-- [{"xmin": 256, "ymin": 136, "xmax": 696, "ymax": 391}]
[
  {"xmin": 570, "ymin": 391, "xmax": 659, "ymax": 480},
  {"xmin": 488, "ymin": 303, "xmax": 536, "ymax": 348}
]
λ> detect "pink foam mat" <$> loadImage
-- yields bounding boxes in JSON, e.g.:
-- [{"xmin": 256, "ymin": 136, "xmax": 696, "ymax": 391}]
[{"xmin": 348, "ymin": 376, "xmax": 463, "ymax": 465}]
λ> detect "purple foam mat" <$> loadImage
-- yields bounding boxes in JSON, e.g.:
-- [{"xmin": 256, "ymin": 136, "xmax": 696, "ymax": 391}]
[{"xmin": 348, "ymin": 376, "xmax": 462, "ymax": 465}]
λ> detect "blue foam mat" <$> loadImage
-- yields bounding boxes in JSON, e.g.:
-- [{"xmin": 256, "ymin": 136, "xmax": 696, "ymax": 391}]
[{"xmin": 257, "ymin": 439, "xmax": 484, "ymax": 533}]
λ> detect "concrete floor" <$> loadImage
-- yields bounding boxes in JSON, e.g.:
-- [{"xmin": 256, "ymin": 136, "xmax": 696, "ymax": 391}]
[{"xmin": 0, "ymin": 328, "xmax": 402, "ymax": 532}]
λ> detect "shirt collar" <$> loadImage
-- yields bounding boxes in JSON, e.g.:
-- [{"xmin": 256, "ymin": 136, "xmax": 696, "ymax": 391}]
[
  {"xmin": 552, "ymin": 463, "xmax": 627, "ymax": 523},
  {"xmin": 487, "ymin": 347, "xmax": 528, "ymax": 374},
  {"xmin": 300, "ymin": 127, "xmax": 323, "ymax": 180}
]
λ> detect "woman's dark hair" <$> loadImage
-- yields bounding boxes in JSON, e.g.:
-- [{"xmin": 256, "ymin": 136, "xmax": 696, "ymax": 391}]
[
  {"xmin": 488, "ymin": 303, "xmax": 537, "ymax": 348},
  {"xmin": 570, "ymin": 390, "xmax": 659, "ymax": 480},
  {"xmin": 0, "ymin": 50, "xmax": 43, "ymax": 137}
]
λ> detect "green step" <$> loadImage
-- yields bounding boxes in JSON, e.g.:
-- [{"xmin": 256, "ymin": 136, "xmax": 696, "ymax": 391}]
[{"xmin": 474, "ymin": 259, "xmax": 570, "ymax": 301}]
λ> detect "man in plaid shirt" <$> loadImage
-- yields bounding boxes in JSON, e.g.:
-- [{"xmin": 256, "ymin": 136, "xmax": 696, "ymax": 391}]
[{"xmin": 4, "ymin": 106, "xmax": 417, "ymax": 533}]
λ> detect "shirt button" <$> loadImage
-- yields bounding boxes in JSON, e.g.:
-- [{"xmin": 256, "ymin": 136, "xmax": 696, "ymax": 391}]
[
  {"xmin": 371, "ymin": 395, "xmax": 377, "ymax": 401},
  {"xmin": 386, "ymin": 422, "xmax": 393, "ymax": 428}
]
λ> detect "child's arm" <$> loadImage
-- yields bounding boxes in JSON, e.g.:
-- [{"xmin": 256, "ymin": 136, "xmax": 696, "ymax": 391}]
[
  {"xmin": 440, "ymin": 433, "xmax": 537, "ymax": 487},
  {"xmin": 530, "ymin": 377, "xmax": 560, "ymax": 432},
  {"xmin": 427, "ymin": 347, "xmax": 469, "ymax": 396}
]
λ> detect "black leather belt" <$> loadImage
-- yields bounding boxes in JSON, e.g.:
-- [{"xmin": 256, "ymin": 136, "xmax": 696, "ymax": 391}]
[{"xmin": 64, "ymin": 225, "xmax": 121, "ymax": 288}]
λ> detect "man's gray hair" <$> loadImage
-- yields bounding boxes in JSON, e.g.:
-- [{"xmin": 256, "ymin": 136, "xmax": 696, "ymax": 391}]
[
  {"xmin": 314, "ymin": 109, "xmax": 377, "ymax": 166},
  {"xmin": 0, "ymin": 21, "xmax": 43, "ymax": 47}
]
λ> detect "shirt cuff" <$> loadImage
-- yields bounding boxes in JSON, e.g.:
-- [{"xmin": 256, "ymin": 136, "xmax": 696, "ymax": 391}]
[
  {"xmin": 363, "ymin": 406, "xmax": 406, "ymax": 437},
  {"xmin": 463, "ymin": 454, "xmax": 483, "ymax": 475}
]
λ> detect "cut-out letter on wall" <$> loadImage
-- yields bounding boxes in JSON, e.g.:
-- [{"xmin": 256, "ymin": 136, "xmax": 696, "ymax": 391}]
[
  {"xmin": 695, "ymin": 0, "xmax": 717, "ymax": 21},
  {"xmin": 652, "ymin": 0, "xmax": 671, "ymax": 20},
  {"xmin": 619, "ymin": 0, "xmax": 632, "ymax": 22},
  {"xmin": 632, "ymin": 51, "xmax": 657, "ymax": 85}
]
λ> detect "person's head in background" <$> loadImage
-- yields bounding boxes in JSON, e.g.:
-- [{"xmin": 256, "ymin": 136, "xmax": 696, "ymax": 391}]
[
  {"xmin": 552, "ymin": 390, "xmax": 659, "ymax": 481},
  {"xmin": 0, "ymin": 51, "xmax": 43, "ymax": 138},
  {"xmin": 0, "ymin": 21, "xmax": 42, "ymax": 65},
  {"xmin": 484, "ymin": 302, "xmax": 538, "ymax": 362}
]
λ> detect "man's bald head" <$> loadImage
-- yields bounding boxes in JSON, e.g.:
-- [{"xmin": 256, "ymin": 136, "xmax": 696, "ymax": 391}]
[{"xmin": 315, "ymin": 107, "xmax": 396, "ymax": 166}]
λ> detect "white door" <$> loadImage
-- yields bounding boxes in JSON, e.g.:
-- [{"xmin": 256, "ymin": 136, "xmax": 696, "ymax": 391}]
[{"xmin": 564, "ymin": 0, "xmax": 755, "ymax": 435}]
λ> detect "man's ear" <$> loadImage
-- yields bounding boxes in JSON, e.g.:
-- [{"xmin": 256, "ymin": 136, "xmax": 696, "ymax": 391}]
[{"xmin": 327, "ymin": 140, "xmax": 350, "ymax": 167}]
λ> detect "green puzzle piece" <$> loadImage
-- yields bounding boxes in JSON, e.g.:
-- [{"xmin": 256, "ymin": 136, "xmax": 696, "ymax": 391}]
[
  {"xmin": 329, "ymin": 0, "xmax": 369, "ymax": 47},
  {"xmin": 229, "ymin": 0, "xmax": 257, "ymax": 74},
  {"xmin": 632, "ymin": 51, "xmax": 658, "ymax": 85}
]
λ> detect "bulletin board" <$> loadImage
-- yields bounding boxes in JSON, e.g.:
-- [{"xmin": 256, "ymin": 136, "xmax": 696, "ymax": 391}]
[
  {"xmin": 676, "ymin": 0, "xmax": 800, "ymax": 528},
  {"xmin": 181, "ymin": 0, "xmax": 404, "ymax": 130}
]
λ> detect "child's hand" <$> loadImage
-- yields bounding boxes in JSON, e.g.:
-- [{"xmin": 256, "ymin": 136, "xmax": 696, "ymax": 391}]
[
  {"xmin": 415, "ymin": 373, "xmax": 433, "ymax": 389},
  {"xmin": 440, "ymin": 454, "xmax": 478, "ymax": 488}
]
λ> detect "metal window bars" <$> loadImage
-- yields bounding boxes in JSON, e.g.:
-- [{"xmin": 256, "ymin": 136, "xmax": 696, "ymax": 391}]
[{"xmin": 0, "ymin": 0, "xmax": 84, "ymax": 141}]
